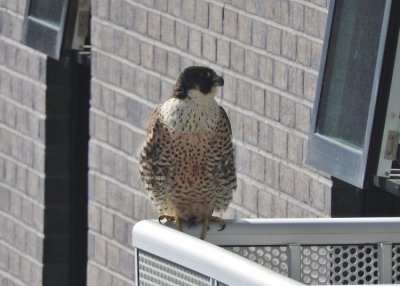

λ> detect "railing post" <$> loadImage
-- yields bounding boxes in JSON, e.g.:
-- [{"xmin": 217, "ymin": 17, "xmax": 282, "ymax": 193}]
[
  {"xmin": 135, "ymin": 248, "xmax": 140, "ymax": 285},
  {"xmin": 289, "ymin": 243, "xmax": 301, "ymax": 281},
  {"xmin": 378, "ymin": 242, "xmax": 392, "ymax": 284}
]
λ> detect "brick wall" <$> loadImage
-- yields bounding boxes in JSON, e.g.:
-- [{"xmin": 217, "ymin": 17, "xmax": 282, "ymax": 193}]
[
  {"xmin": 89, "ymin": 0, "xmax": 332, "ymax": 285},
  {"xmin": 0, "ymin": 1, "xmax": 47, "ymax": 285}
]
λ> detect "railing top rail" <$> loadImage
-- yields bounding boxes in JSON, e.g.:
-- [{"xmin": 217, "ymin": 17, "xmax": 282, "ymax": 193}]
[
  {"xmin": 136, "ymin": 217, "xmax": 400, "ymax": 246},
  {"xmin": 133, "ymin": 219, "xmax": 304, "ymax": 286},
  {"xmin": 222, "ymin": 217, "xmax": 400, "ymax": 245},
  {"xmin": 133, "ymin": 218, "xmax": 400, "ymax": 285}
]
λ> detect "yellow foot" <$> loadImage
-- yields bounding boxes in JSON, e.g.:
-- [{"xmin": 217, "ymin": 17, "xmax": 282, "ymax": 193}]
[
  {"xmin": 158, "ymin": 215, "xmax": 176, "ymax": 223},
  {"xmin": 200, "ymin": 216, "xmax": 225, "ymax": 240},
  {"xmin": 210, "ymin": 216, "xmax": 226, "ymax": 231},
  {"xmin": 158, "ymin": 215, "xmax": 182, "ymax": 231}
]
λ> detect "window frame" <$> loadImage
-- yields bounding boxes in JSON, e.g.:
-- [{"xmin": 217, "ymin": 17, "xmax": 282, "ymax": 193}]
[
  {"xmin": 22, "ymin": 0, "xmax": 70, "ymax": 59},
  {"xmin": 306, "ymin": 0, "xmax": 393, "ymax": 188}
]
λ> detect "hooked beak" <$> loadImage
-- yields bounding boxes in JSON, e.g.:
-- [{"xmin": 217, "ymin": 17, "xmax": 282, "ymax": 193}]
[{"xmin": 213, "ymin": 75, "xmax": 224, "ymax": 87}]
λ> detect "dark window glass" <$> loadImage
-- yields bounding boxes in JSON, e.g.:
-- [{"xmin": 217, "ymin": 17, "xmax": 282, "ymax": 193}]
[
  {"xmin": 22, "ymin": 0, "xmax": 70, "ymax": 59},
  {"xmin": 307, "ymin": 0, "xmax": 395, "ymax": 188},
  {"xmin": 316, "ymin": 0, "xmax": 386, "ymax": 149},
  {"xmin": 29, "ymin": 0, "xmax": 64, "ymax": 26}
]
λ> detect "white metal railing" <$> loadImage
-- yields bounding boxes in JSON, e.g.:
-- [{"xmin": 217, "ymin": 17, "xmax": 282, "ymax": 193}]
[{"xmin": 132, "ymin": 218, "xmax": 400, "ymax": 285}]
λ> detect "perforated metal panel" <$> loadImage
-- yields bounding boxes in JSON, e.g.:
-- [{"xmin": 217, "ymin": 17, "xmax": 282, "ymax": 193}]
[
  {"xmin": 138, "ymin": 250, "xmax": 211, "ymax": 286},
  {"xmin": 224, "ymin": 246, "xmax": 289, "ymax": 276},
  {"xmin": 301, "ymin": 246, "xmax": 331, "ymax": 284},
  {"xmin": 392, "ymin": 244, "xmax": 400, "ymax": 283},
  {"xmin": 301, "ymin": 245, "xmax": 379, "ymax": 285},
  {"xmin": 134, "ymin": 219, "xmax": 400, "ymax": 285},
  {"xmin": 225, "ymin": 245, "xmax": 381, "ymax": 284}
]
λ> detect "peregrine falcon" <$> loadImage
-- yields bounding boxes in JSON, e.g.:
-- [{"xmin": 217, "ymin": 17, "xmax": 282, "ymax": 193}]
[{"xmin": 139, "ymin": 66, "xmax": 236, "ymax": 239}]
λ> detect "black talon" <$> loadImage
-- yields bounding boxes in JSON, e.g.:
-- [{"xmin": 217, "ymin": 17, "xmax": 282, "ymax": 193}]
[{"xmin": 218, "ymin": 224, "xmax": 226, "ymax": 231}]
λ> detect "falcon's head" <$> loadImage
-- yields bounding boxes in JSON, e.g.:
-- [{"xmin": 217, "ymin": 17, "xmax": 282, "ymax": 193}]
[{"xmin": 173, "ymin": 66, "xmax": 224, "ymax": 99}]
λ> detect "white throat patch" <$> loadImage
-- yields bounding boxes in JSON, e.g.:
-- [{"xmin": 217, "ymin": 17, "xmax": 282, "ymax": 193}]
[{"xmin": 160, "ymin": 89, "xmax": 220, "ymax": 134}]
